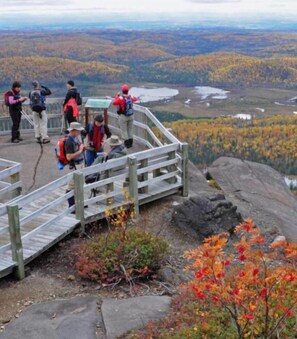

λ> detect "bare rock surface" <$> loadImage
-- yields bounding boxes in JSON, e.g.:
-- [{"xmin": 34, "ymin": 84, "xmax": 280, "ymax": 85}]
[
  {"xmin": 101, "ymin": 296, "xmax": 171, "ymax": 339},
  {"xmin": 0, "ymin": 296, "xmax": 101, "ymax": 339},
  {"xmin": 208, "ymin": 157, "xmax": 297, "ymax": 241}
]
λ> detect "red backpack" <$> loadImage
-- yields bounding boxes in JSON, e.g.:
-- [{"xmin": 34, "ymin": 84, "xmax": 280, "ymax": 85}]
[
  {"xmin": 55, "ymin": 136, "xmax": 69, "ymax": 166},
  {"xmin": 4, "ymin": 90, "xmax": 12, "ymax": 106}
]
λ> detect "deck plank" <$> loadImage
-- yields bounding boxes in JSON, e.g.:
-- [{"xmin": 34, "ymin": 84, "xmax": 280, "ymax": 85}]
[{"xmin": 0, "ymin": 153, "xmax": 183, "ymax": 279}]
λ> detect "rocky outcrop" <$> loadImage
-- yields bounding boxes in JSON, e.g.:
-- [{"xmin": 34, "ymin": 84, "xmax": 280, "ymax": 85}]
[
  {"xmin": 0, "ymin": 296, "xmax": 100, "ymax": 339},
  {"xmin": 208, "ymin": 157, "xmax": 297, "ymax": 241},
  {"xmin": 101, "ymin": 296, "xmax": 171, "ymax": 339},
  {"xmin": 171, "ymin": 192, "xmax": 242, "ymax": 240}
]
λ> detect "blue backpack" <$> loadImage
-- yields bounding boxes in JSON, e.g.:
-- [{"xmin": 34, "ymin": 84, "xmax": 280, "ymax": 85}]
[
  {"xmin": 30, "ymin": 90, "xmax": 46, "ymax": 113},
  {"xmin": 124, "ymin": 96, "xmax": 134, "ymax": 116}
]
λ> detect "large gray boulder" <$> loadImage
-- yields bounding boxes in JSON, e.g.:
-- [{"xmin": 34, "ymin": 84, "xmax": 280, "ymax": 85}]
[
  {"xmin": 0, "ymin": 296, "xmax": 100, "ymax": 339},
  {"xmin": 101, "ymin": 296, "xmax": 171, "ymax": 339},
  {"xmin": 208, "ymin": 157, "xmax": 297, "ymax": 241},
  {"xmin": 172, "ymin": 192, "xmax": 242, "ymax": 240}
]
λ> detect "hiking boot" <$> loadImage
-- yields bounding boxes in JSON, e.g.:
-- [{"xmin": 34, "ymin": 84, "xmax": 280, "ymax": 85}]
[
  {"xmin": 11, "ymin": 139, "xmax": 19, "ymax": 143},
  {"xmin": 124, "ymin": 139, "xmax": 130, "ymax": 148},
  {"xmin": 42, "ymin": 139, "xmax": 50, "ymax": 144},
  {"xmin": 128, "ymin": 138, "xmax": 133, "ymax": 148},
  {"xmin": 36, "ymin": 137, "xmax": 41, "ymax": 143},
  {"xmin": 17, "ymin": 137, "xmax": 23, "ymax": 141}
]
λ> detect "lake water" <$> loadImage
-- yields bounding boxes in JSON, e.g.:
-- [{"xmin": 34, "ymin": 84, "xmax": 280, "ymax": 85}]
[
  {"xmin": 234, "ymin": 113, "xmax": 252, "ymax": 120},
  {"xmin": 129, "ymin": 87, "xmax": 179, "ymax": 103},
  {"xmin": 285, "ymin": 177, "xmax": 297, "ymax": 189},
  {"xmin": 195, "ymin": 86, "xmax": 230, "ymax": 100}
]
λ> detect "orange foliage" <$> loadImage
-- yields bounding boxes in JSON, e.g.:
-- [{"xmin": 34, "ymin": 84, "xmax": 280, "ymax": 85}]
[
  {"xmin": 167, "ymin": 115, "xmax": 297, "ymax": 174},
  {"xmin": 185, "ymin": 219, "xmax": 297, "ymax": 338}
]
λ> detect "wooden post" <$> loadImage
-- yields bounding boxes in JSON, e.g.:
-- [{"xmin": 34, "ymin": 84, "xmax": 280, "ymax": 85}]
[
  {"xmin": 138, "ymin": 159, "xmax": 148, "ymax": 194},
  {"xmin": 106, "ymin": 169, "xmax": 114, "ymax": 205},
  {"xmin": 128, "ymin": 156, "xmax": 139, "ymax": 219},
  {"xmin": 166, "ymin": 150, "xmax": 178, "ymax": 184},
  {"xmin": 10, "ymin": 172, "xmax": 22, "ymax": 199},
  {"xmin": 181, "ymin": 143, "xmax": 189, "ymax": 197},
  {"xmin": 73, "ymin": 172, "xmax": 85, "ymax": 233},
  {"xmin": 104, "ymin": 108, "xmax": 108, "ymax": 125},
  {"xmin": 85, "ymin": 107, "xmax": 90, "ymax": 127},
  {"xmin": 7, "ymin": 205, "xmax": 25, "ymax": 280}
]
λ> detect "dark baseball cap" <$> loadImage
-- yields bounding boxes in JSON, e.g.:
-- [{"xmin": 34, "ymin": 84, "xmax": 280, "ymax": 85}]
[{"xmin": 94, "ymin": 114, "xmax": 104, "ymax": 123}]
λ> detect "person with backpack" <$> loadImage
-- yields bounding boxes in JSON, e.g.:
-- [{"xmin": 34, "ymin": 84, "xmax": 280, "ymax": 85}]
[
  {"xmin": 82, "ymin": 114, "xmax": 112, "ymax": 167},
  {"xmin": 5, "ymin": 81, "xmax": 27, "ymax": 143},
  {"xmin": 29, "ymin": 80, "xmax": 52, "ymax": 144},
  {"xmin": 112, "ymin": 84, "xmax": 137, "ymax": 149},
  {"xmin": 63, "ymin": 80, "xmax": 82, "ymax": 125},
  {"xmin": 64, "ymin": 122, "xmax": 85, "ymax": 210}
]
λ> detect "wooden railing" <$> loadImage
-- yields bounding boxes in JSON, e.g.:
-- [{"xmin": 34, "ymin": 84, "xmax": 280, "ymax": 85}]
[
  {"xmin": 0, "ymin": 159, "xmax": 22, "ymax": 204},
  {"xmin": 0, "ymin": 99, "xmax": 188, "ymax": 279}
]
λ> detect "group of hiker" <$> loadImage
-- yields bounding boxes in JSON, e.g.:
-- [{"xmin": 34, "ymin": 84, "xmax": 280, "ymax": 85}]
[
  {"xmin": 5, "ymin": 80, "xmax": 137, "ymax": 150},
  {"xmin": 4, "ymin": 80, "xmax": 138, "ymax": 210}
]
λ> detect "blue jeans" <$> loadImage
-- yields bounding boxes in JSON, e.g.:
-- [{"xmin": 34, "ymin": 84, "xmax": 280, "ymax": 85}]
[{"xmin": 86, "ymin": 150, "xmax": 96, "ymax": 167}]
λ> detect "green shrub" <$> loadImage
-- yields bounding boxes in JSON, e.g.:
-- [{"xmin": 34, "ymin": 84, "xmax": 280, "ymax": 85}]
[{"xmin": 75, "ymin": 228, "xmax": 169, "ymax": 283}]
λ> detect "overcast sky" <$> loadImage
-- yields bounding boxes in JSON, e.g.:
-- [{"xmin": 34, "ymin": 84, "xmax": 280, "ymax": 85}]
[{"xmin": 1, "ymin": 0, "xmax": 297, "ymax": 15}]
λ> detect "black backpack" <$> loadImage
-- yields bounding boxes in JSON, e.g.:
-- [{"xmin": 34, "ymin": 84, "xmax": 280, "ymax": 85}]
[
  {"xmin": 30, "ymin": 90, "xmax": 45, "ymax": 113},
  {"xmin": 76, "ymin": 92, "xmax": 82, "ymax": 106}
]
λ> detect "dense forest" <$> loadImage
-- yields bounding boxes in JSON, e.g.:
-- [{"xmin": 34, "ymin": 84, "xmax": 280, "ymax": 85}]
[
  {"xmin": 152, "ymin": 54, "xmax": 297, "ymax": 87},
  {"xmin": 167, "ymin": 115, "xmax": 297, "ymax": 174},
  {"xmin": 3, "ymin": 29, "xmax": 297, "ymax": 91}
]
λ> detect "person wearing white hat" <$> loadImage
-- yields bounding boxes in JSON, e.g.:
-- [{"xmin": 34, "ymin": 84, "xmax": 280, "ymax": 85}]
[
  {"xmin": 91, "ymin": 135, "xmax": 127, "ymax": 198},
  {"xmin": 64, "ymin": 122, "xmax": 85, "ymax": 209}
]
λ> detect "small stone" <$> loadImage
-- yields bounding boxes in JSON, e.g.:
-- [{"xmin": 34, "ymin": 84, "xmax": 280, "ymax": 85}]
[
  {"xmin": 67, "ymin": 275, "xmax": 75, "ymax": 281},
  {"xmin": 15, "ymin": 315, "xmax": 19, "ymax": 319},
  {"xmin": 272, "ymin": 235, "xmax": 286, "ymax": 245},
  {"xmin": 24, "ymin": 301, "xmax": 33, "ymax": 307},
  {"xmin": 1, "ymin": 318, "xmax": 10, "ymax": 324}
]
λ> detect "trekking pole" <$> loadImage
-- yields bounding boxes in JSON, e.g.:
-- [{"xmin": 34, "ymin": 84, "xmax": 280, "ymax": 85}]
[
  {"xmin": 21, "ymin": 110, "xmax": 34, "ymax": 126},
  {"xmin": 81, "ymin": 134, "xmax": 87, "ymax": 167},
  {"xmin": 60, "ymin": 114, "xmax": 65, "ymax": 135}
]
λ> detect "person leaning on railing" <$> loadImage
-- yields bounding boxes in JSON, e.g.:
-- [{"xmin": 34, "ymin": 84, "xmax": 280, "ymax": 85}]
[
  {"xmin": 89, "ymin": 135, "xmax": 128, "ymax": 195},
  {"xmin": 112, "ymin": 84, "xmax": 137, "ymax": 149}
]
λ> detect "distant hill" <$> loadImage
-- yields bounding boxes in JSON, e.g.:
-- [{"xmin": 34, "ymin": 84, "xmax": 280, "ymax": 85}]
[
  {"xmin": 0, "ymin": 32, "xmax": 174, "ymax": 64},
  {"xmin": 151, "ymin": 53, "xmax": 297, "ymax": 87},
  {"xmin": 2, "ymin": 29, "xmax": 297, "ymax": 89},
  {"xmin": 0, "ymin": 56, "xmax": 127, "ymax": 85}
]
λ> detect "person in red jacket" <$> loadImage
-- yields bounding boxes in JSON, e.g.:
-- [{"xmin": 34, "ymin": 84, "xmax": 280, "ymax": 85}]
[
  {"xmin": 63, "ymin": 80, "xmax": 81, "ymax": 125},
  {"xmin": 112, "ymin": 84, "xmax": 137, "ymax": 148}
]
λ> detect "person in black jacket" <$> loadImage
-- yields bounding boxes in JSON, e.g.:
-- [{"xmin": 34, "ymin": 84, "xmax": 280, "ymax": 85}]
[
  {"xmin": 29, "ymin": 80, "xmax": 52, "ymax": 144},
  {"xmin": 82, "ymin": 114, "xmax": 112, "ymax": 166},
  {"xmin": 7, "ymin": 81, "xmax": 27, "ymax": 143},
  {"xmin": 63, "ymin": 80, "xmax": 81, "ymax": 125}
]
